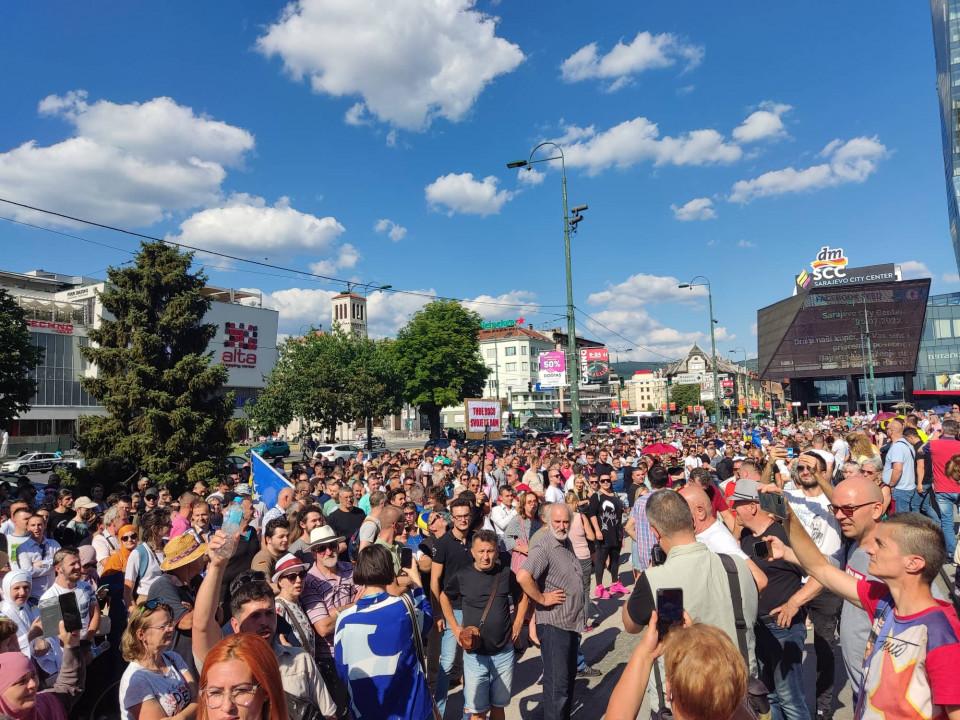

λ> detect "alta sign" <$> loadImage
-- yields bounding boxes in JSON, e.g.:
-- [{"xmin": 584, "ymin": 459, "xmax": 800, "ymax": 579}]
[{"xmin": 222, "ymin": 322, "xmax": 258, "ymax": 368}]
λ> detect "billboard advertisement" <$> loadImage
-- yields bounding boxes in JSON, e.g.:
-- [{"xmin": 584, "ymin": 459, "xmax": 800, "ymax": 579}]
[
  {"xmin": 464, "ymin": 398, "xmax": 503, "ymax": 439},
  {"xmin": 793, "ymin": 246, "xmax": 897, "ymax": 292},
  {"xmin": 758, "ymin": 279, "xmax": 930, "ymax": 380},
  {"xmin": 579, "ymin": 347, "xmax": 610, "ymax": 385},
  {"xmin": 204, "ymin": 301, "xmax": 280, "ymax": 389},
  {"xmin": 538, "ymin": 351, "xmax": 566, "ymax": 388}
]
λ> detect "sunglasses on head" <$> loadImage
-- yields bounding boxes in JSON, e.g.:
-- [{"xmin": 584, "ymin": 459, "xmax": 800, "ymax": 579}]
[{"xmin": 139, "ymin": 598, "xmax": 172, "ymax": 614}]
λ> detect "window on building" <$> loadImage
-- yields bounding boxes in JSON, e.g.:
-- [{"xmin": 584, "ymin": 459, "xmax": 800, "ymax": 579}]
[
  {"xmin": 505, "ymin": 346, "xmax": 517, "ymax": 356},
  {"xmin": 935, "ymin": 318, "xmax": 953, "ymax": 339},
  {"xmin": 505, "ymin": 362, "xmax": 517, "ymax": 372},
  {"xmin": 521, "ymin": 346, "xmax": 528, "ymax": 355},
  {"xmin": 486, "ymin": 349, "xmax": 496, "ymax": 358},
  {"xmin": 521, "ymin": 362, "xmax": 528, "ymax": 370}
]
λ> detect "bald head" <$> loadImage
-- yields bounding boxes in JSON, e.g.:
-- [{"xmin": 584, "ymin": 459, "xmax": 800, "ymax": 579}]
[
  {"xmin": 679, "ymin": 485, "xmax": 715, "ymax": 533},
  {"xmin": 278, "ymin": 487, "xmax": 294, "ymax": 508},
  {"xmin": 835, "ymin": 477, "xmax": 882, "ymax": 504},
  {"xmin": 831, "ymin": 477, "xmax": 883, "ymax": 541}
]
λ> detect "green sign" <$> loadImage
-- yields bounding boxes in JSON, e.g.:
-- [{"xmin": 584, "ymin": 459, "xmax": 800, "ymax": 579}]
[
  {"xmin": 828, "ymin": 405, "xmax": 841, "ymax": 412},
  {"xmin": 481, "ymin": 319, "xmax": 519, "ymax": 330}
]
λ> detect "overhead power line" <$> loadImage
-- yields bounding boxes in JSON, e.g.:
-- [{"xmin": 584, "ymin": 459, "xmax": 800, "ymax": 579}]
[
  {"xmin": 574, "ymin": 306, "xmax": 682, "ymax": 363},
  {"xmin": 0, "ymin": 197, "xmax": 567, "ymax": 310}
]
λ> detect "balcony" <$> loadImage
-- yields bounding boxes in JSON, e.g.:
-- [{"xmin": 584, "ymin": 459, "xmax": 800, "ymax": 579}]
[{"xmin": 16, "ymin": 295, "xmax": 88, "ymax": 328}]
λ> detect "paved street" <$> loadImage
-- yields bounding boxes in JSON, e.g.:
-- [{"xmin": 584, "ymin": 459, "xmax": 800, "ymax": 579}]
[{"xmin": 439, "ymin": 562, "xmax": 858, "ymax": 720}]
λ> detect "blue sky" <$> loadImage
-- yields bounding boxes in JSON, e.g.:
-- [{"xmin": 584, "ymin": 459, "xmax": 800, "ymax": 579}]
[{"xmin": 0, "ymin": 1, "xmax": 952, "ymax": 361}]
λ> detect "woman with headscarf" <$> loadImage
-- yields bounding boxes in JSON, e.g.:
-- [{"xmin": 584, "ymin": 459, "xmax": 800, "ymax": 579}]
[
  {"xmin": 0, "ymin": 570, "xmax": 59, "ymax": 677},
  {"xmin": 100, "ymin": 523, "xmax": 138, "ymax": 578},
  {"xmin": 0, "ymin": 622, "xmax": 84, "ymax": 720}
]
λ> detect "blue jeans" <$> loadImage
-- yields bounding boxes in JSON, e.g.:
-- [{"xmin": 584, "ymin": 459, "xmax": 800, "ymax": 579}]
[
  {"xmin": 892, "ymin": 487, "xmax": 920, "ymax": 514},
  {"xmin": 537, "ymin": 624, "xmax": 578, "ymax": 720},
  {"xmin": 936, "ymin": 492, "xmax": 960, "ymax": 557},
  {"xmin": 755, "ymin": 619, "xmax": 810, "ymax": 720},
  {"xmin": 434, "ymin": 608, "xmax": 462, "ymax": 716},
  {"xmin": 462, "ymin": 644, "xmax": 514, "ymax": 714}
]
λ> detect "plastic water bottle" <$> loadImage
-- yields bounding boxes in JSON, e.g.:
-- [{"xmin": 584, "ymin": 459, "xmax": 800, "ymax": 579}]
[{"xmin": 216, "ymin": 499, "xmax": 244, "ymax": 559}]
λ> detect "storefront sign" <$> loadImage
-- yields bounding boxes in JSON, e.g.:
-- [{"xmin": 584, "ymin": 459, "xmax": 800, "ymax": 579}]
[
  {"xmin": 222, "ymin": 321, "xmax": 258, "ymax": 368},
  {"xmin": 579, "ymin": 347, "xmax": 609, "ymax": 385},
  {"xmin": 537, "ymin": 351, "xmax": 566, "ymax": 388},
  {"xmin": 464, "ymin": 398, "xmax": 503, "ymax": 439},
  {"xmin": 481, "ymin": 317, "xmax": 523, "ymax": 330},
  {"xmin": 26, "ymin": 319, "xmax": 73, "ymax": 334},
  {"xmin": 795, "ymin": 245, "xmax": 896, "ymax": 291},
  {"xmin": 935, "ymin": 373, "xmax": 960, "ymax": 391}
]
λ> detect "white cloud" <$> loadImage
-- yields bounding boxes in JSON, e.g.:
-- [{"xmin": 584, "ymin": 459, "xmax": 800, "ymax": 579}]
[
  {"xmin": 0, "ymin": 90, "xmax": 254, "ymax": 228},
  {"xmin": 943, "ymin": 272, "xmax": 960, "ymax": 283},
  {"xmin": 587, "ymin": 273, "xmax": 708, "ymax": 307},
  {"xmin": 517, "ymin": 168, "xmax": 545, "ymax": 186},
  {"xmin": 900, "ymin": 260, "xmax": 931, "ymax": 279},
  {"xmin": 737, "ymin": 239, "xmax": 756, "ymax": 248},
  {"xmin": 256, "ymin": 0, "xmax": 524, "ymax": 131},
  {"xmin": 461, "ymin": 291, "xmax": 539, "ymax": 320},
  {"xmin": 309, "ymin": 243, "xmax": 360, "ymax": 275},
  {"xmin": 425, "ymin": 172, "xmax": 513, "ymax": 216},
  {"xmin": 344, "ymin": 102, "xmax": 371, "ymax": 126},
  {"xmin": 560, "ymin": 31, "xmax": 703, "ymax": 90},
  {"xmin": 732, "ymin": 101, "xmax": 791, "ymax": 144},
  {"xmin": 729, "ymin": 136, "xmax": 887, "ymax": 203},
  {"xmin": 374, "ymin": 218, "xmax": 407, "ymax": 241},
  {"xmin": 169, "ymin": 194, "xmax": 345, "ymax": 254},
  {"xmin": 561, "ymin": 117, "xmax": 742, "ymax": 175},
  {"xmin": 671, "ymin": 197, "xmax": 716, "ymax": 221},
  {"xmin": 750, "ymin": 322, "xmax": 758, "ymax": 336}
]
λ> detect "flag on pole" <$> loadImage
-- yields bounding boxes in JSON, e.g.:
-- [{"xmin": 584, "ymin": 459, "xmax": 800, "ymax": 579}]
[{"xmin": 250, "ymin": 451, "xmax": 294, "ymax": 510}]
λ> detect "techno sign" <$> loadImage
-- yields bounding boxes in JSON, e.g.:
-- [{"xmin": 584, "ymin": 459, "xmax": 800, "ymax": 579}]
[
  {"xmin": 222, "ymin": 322, "xmax": 258, "ymax": 368},
  {"xmin": 481, "ymin": 317, "xmax": 524, "ymax": 330},
  {"xmin": 758, "ymin": 279, "xmax": 931, "ymax": 380},
  {"xmin": 538, "ymin": 351, "xmax": 566, "ymax": 388},
  {"xmin": 579, "ymin": 347, "xmax": 610, "ymax": 385},
  {"xmin": 794, "ymin": 246, "xmax": 896, "ymax": 291}
]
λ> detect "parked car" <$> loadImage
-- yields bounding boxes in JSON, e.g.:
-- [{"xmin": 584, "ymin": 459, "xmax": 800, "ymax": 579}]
[
  {"xmin": 223, "ymin": 455, "xmax": 248, "ymax": 474},
  {"xmin": 58, "ymin": 450, "xmax": 85, "ymax": 470},
  {"xmin": 246, "ymin": 440, "xmax": 291, "ymax": 459},
  {"xmin": 423, "ymin": 438, "xmax": 452, "ymax": 450},
  {"xmin": 313, "ymin": 444, "xmax": 363, "ymax": 463},
  {"xmin": 0, "ymin": 452, "xmax": 62, "ymax": 475},
  {"xmin": 356, "ymin": 435, "xmax": 387, "ymax": 449}
]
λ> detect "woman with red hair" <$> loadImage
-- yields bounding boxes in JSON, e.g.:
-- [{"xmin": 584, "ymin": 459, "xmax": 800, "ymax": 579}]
[{"xmin": 198, "ymin": 633, "xmax": 289, "ymax": 720}]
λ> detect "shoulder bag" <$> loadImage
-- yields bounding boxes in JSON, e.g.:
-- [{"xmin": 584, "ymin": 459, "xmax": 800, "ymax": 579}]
[
  {"xmin": 459, "ymin": 569, "xmax": 502, "ymax": 653},
  {"xmin": 718, "ymin": 554, "xmax": 771, "ymax": 720},
  {"xmin": 400, "ymin": 593, "xmax": 443, "ymax": 720}
]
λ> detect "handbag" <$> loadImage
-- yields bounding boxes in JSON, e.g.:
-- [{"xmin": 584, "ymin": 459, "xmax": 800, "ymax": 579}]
[
  {"xmin": 400, "ymin": 593, "xmax": 443, "ymax": 720},
  {"xmin": 459, "ymin": 570, "xmax": 502, "ymax": 653},
  {"xmin": 285, "ymin": 691, "xmax": 324, "ymax": 720},
  {"xmin": 718, "ymin": 554, "xmax": 771, "ymax": 720}
]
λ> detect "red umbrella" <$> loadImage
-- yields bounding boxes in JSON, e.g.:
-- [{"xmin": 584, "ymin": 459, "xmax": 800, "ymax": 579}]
[
  {"xmin": 874, "ymin": 411, "xmax": 896, "ymax": 422},
  {"xmin": 642, "ymin": 442, "xmax": 679, "ymax": 456}
]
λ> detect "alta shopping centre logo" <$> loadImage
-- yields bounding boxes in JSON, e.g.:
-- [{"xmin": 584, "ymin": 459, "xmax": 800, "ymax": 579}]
[
  {"xmin": 223, "ymin": 321, "xmax": 258, "ymax": 368},
  {"xmin": 796, "ymin": 246, "xmax": 849, "ymax": 290}
]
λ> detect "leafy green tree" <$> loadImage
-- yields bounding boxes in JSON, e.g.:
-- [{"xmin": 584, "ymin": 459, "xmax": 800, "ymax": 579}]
[
  {"xmin": 77, "ymin": 241, "xmax": 233, "ymax": 486},
  {"xmin": 670, "ymin": 383, "xmax": 701, "ymax": 414},
  {"xmin": 394, "ymin": 300, "xmax": 489, "ymax": 438},
  {"xmin": 0, "ymin": 289, "xmax": 44, "ymax": 430},
  {"xmin": 346, "ymin": 337, "xmax": 404, "ymax": 447}
]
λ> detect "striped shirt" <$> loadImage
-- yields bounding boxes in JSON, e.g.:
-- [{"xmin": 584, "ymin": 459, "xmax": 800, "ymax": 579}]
[
  {"xmin": 520, "ymin": 533, "xmax": 584, "ymax": 632},
  {"xmin": 630, "ymin": 493, "xmax": 657, "ymax": 571}
]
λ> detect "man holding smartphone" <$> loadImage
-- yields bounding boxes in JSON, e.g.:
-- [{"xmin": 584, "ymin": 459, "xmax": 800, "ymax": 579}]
[{"xmin": 40, "ymin": 547, "xmax": 99, "ymax": 657}]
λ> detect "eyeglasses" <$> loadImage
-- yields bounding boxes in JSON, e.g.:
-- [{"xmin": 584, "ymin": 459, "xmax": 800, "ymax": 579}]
[
  {"xmin": 315, "ymin": 544, "xmax": 338, "ymax": 554},
  {"xmin": 121, "ymin": 534, "xmax": 138, "ymax": 542},
  {"xmin": 201, "ymin": 684, "xmax": 261, "ymax": 709},
  {"xmin": 452, "ymin": 513, "xmax": 472, "ymax": 521},
  {"xmin": 282, "ymin": 571, "xmax": 307, "ymax": 581},
  {"xmin": 827, "ymin": 502, "xmax": 875, "ymax": 517},
  {"xmin": 145, "ymin": 620, "xmax": 175, "ymax": 631}
]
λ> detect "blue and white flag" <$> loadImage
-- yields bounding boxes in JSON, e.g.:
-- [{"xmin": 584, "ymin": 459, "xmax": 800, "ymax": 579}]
[{"xmin": 250, "ymin": 451, "xmax": 293, "ymax": 509}]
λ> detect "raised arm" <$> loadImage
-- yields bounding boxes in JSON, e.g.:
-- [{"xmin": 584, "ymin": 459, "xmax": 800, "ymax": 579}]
[
  {"xmin": 777, "ymin": 508, "xmax": 860, "ymax": 608},
  {"xmin": 192, "ymin": 530, "xmax": 228, "ymax": 667}
]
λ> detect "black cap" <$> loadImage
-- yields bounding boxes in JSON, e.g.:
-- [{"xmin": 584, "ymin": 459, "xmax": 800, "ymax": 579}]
[{"xmin": 144, "ymin": 487, "xmax": 159, "ymax": 498}]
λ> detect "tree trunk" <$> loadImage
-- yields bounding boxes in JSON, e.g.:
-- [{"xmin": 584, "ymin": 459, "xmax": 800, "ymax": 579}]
[{"xmin": 425, "ymin": 405, "xmax": 442, "ymax": 439}]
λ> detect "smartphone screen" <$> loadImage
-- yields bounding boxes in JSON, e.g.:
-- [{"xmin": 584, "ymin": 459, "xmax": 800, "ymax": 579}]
[
  {"xmin": 58, "ymin": 592, "xmax": 83, "ymax": 633},
  {"xmin": 786, "ymin": 447, "xmax": 794, "ymax": 459},
  {"xmin": 753, "ymin": 539, "xmax": 771, "ymax": 560},
  {"xmin": 759, "ymin": 492, "xmax": 788, "ymax": 519},
  {"xmin": 656, "ymin": 588, "xmax": 684, "ymax": 638},
  {"xmin": 400, "ymin": 547, "xmax": 413, "ymax": 569}
]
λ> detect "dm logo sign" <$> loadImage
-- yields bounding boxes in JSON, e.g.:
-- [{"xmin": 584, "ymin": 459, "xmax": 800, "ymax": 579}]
[{"xmin": 797, "ymin": 246, "xmax": 849, "ymax": 289}]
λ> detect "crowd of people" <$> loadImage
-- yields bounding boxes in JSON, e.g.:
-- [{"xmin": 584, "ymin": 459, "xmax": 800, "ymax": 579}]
[{"xmin": 1, "ymin": 406, "xmax": 959, "ymax": 719}]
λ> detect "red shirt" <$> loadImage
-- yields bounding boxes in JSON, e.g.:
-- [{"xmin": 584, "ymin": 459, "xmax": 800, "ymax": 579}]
[{"xmin": 924, "ymin": 436, "xmax": 960, "ymax": 494}]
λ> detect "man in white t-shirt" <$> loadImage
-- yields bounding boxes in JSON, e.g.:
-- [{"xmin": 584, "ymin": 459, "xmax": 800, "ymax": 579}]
[
  {"xmin": 40, "ymin": 547, "xmax": 99, "ymax": 640},
  {"xmin": 544, "ymin": 467, "xmax": 565, "ymax": 504},
  {"xmin": 4, "ymin": 505, "xmax": 32, "ymax": 567}
]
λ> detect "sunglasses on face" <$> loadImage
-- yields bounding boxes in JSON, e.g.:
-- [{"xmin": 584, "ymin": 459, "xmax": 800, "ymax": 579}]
[
  {"xmin": 282, "ymin": 571, "xmax": 306, "ymax": 581},
  {"xmin": 121, "ymin": 534, "xmax": 138, "ymax": 542},
  {"xmin": 828, "ymin": 502, "xmax": 875, "ymax": 517}
]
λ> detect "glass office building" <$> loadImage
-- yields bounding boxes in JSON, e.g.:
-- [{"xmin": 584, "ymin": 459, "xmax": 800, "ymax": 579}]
[
  {"xmin": 932, "ymin": 0, "xmax": 960, "ymax": 274},
  {"xmin": 914, "ymin": 291, "xmax": 960, "ymax": 405}
]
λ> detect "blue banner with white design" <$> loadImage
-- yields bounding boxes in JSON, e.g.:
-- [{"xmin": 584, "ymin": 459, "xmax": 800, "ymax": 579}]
[{"xmin": 250, "ymin": 451, "xmax": 293, "ymax": 509}]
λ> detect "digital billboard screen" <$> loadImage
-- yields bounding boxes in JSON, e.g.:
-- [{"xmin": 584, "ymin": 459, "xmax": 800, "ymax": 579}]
[{"xmin": 758, "ymin": 279, "xmax": 930, "ymax": 380}]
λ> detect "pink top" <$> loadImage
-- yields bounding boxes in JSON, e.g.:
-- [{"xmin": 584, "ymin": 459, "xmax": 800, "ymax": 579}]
[
  {"xmin": 568, "ymin": 512, "xmax": 591, "ymax": 561},
  {"xmin": 169, "ymin": 513, "xmax": 190, "ymax": 538}
]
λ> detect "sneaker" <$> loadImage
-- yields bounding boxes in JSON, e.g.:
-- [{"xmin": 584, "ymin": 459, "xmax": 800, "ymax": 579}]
[
  {"xmin": 608, "ymin": 581, "xmax": 627, "ymax": 595},
  {"xmin": 577, "ymin": 666, "xmax": 602, "ymax": 678},
  {"xmin": 593, "ymin": 585, "xmax": 608, "ymax": 599}
]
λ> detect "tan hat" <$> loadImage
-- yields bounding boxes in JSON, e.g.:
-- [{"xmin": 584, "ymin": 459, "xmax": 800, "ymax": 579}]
[
  {"xmin": 307, "ymin": 525, "xmax": 344, "ymax": 549},
  {"xmin": 73, "ymin": 496, "xmax": 99, "ymax": 510},
  {"xmin": 161, "ymin": 533, "xmax": 207, "ymax": 571}
]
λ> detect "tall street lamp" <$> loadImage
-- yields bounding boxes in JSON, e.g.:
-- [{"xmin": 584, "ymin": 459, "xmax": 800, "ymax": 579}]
[
  {"xmin": 679, "ymin": 276, "xmax": 721, "ymax": 428},
  {"xmin": 729, "ymin": 347, "xmax": 747, "ymax": 416},
  {"xmin": 508, "ymin": 143, "xmax": 587, "ymax": 445}
]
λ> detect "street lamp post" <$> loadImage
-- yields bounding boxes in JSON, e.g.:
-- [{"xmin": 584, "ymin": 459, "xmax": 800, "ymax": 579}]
[
  {"xmin": 613, "ymin": 347, "xmax": 633, "ymax": 423},
  {"xmin": 508, "ymin": 143, "xmax": 587, "ymax": 445},
  {"xmin": 728, "ymin": 347, "xmax": 748, "ymax": 416},
  {"xmin": 679, "ymin": 276, "xmax": 721, "ymax": 428}
]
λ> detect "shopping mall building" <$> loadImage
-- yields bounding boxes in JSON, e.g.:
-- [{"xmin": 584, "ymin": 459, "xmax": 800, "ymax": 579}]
[
  {"xmin": 756, "ymin": 246, "xmax": 960, "ymax": 415},
  {"xmin": 1, "ymin": 268, "xmax": 278, "ymax": 454}
]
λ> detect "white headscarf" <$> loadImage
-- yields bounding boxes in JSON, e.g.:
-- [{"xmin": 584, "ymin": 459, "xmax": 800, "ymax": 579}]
[{"xmin": 1, "ymin": 570, "xmax": 34, "ymax": 657}]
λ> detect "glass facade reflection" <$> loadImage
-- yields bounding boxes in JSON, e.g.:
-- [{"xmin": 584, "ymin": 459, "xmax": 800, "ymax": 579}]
[
  {"xmin": 931, "ymin": 0, "xmax": 960, "ymax": 274},
  {"xmin": 28, "ymin": 332, "xmax": 99, "ymax": 407}
]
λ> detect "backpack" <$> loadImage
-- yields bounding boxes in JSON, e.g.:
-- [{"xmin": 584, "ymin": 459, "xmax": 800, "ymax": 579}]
[{"xmin": 347, "ymin": 518, "xmax": 379, "ymax": 561}]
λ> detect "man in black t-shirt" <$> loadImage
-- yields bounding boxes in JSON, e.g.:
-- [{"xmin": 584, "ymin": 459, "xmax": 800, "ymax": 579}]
[
  {"xmin": 732, "ymin": 482, "xmax": 821, "ymax": 720},
  {"xmin": 625, "ymin": 466, "xmax": 648, "ymax": 508},
  {"xmin": 429, "ymin": 497, "xmax": 475, "ymax": 716},
  {"xmin": 326, "ymin": 488, "xmax": 365, "ymax": 561},
  {"xmin": 440, "ymin": 530, "xmax": 529, "ymax": 718}
]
